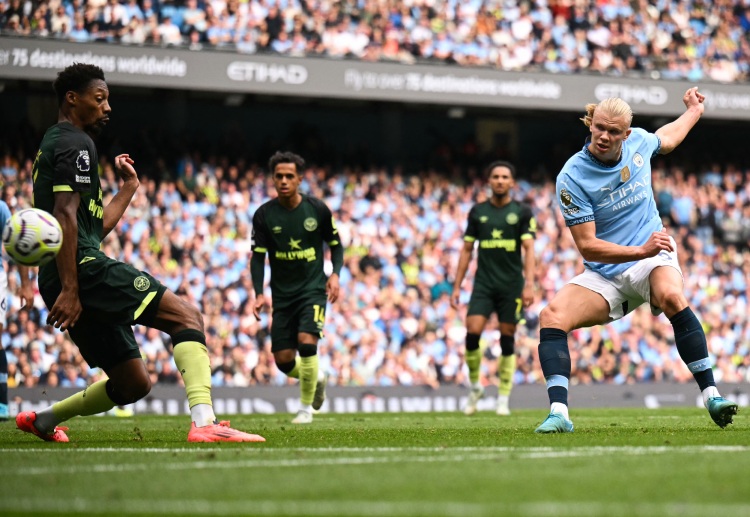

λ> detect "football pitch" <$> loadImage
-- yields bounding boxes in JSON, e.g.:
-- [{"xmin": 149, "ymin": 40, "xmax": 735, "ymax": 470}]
[{"xmin": 0, "ymin": 408, "xmax": 747, "ymax": 517}]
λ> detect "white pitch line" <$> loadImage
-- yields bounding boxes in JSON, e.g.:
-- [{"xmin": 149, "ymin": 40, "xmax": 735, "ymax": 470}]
[
  {"xmin": 3, "ymin": 446, "xmax": 749, "ymax": 476},
  {"xmin": 3, "ymin": 445, "xmax": 749, "ymax": 454},
  {"xmin": 1, "ymin": 497, "xmax": 749, "ymax": 517},
  {"xmin": 4, "ymin": 453, "xmax": 543, "ymax": 476}
]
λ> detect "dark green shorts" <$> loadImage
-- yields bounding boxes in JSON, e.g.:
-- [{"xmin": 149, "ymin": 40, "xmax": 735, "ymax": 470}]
[
  {"xmin": 270, "ymin": 295, "xmax": 328, "ymax": 352},
  {"xmin": 40, "ymin": 255, "xmax": 166, "ymax": 371},
  {"xmin": 467, "ymin": 290, "xmax": 523, "ymax": 324}
]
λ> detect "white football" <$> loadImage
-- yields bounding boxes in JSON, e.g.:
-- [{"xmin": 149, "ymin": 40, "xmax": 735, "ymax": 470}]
[{"xmin": 2, "ymin": 208, "xmax": 63, "ymax": 266}]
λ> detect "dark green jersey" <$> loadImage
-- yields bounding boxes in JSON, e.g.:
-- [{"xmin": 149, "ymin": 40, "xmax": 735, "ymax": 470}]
[
  {"xmin": 251, "ymin": 194, "xmax": 340, "ymax": 306},
  {"xmin": 464, "ymin": 200, "xmax": 536, "ymax": 292},
  {"xmin": 32, "ymin": 122, "xmax": 104, "ymax": 285}
]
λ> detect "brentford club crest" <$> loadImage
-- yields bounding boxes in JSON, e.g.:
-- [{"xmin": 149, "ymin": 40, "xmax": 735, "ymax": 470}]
[
  {"xmin": 133, "ymin": 276, "xmax": 151, "ymax": 291},
  {"xmin": 304, "ymin": 217, "xmax": 318, "ymax": 231}
]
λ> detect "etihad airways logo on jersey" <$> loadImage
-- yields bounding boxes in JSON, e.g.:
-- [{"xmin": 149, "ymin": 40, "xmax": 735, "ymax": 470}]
[{"xmin": 597, "ymin": 177, "xmax": 650, "ymax": 212}]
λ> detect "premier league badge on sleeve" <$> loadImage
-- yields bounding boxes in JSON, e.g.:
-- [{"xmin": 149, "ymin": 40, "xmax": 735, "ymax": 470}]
[
  {"xmin": 560, "ymin": 188, "xmax": 573, "ymax": 206},
  {"xmin": 76, "ymin": 150, "xmax": 91, "ymax": 172}
]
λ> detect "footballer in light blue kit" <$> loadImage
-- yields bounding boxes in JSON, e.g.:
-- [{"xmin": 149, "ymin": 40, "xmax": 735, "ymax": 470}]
[
  {"xmin": 534, "ymin": 88, "xmax": 738, "ymax": 434},
  {"xmin": 0, "ymin": 201, "xmax": 34, "ymax": 421},
  {"xmin": 0, "ymin": 200, "xmax": 10, "ymax": 420},
  {"xmin": 557, "ymin": 127, "xmax": 663, "ymax": 281}
]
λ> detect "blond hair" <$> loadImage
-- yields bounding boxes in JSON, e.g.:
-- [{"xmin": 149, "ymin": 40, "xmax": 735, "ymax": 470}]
[{"xmin": 580, "ymin": 98, "xmax": 633, "ymax": 127}]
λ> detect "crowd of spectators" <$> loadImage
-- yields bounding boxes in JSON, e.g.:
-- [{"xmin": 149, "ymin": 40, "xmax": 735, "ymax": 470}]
[
  {"xmin": 1, "ymin": 145, "xmax": 749, "ymax": 394},
  {"xmin": 1, "ymin": 0, "xmax": 750, "ymax": 82}
]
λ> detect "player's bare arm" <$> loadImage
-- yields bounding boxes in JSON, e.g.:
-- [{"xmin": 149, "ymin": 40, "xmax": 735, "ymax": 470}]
[
  {"xmin": 521, "ymin": 238, "xmax": 535, "ymax": 308},
  {"xmin": 450, "ymin": 241, "xmax": 474, "ymax": 309},
  {"xmin": 252, "ymin": 293, "xmax": 267, "ymax": 320},
  {"xmin": 655, "ymin": 87, "xmax": 705, "ymax": 154},
  {"xmin": 326, "ymin": 273, "xmax": 340, "ymax": 303},
  {"xmin": 17, "ymin": 265, "xmax": 34, "ymax": 308},
  {"xmin": 569, "ymin": 222, "xmax": 673, "ymax": 264},
  {"xmin": 49, "ymin": 190, "xmax": 82, "ymax": 330},
  {"xmin": 102, "ymin": 153, "xmax": 140, "ymax": 237}
]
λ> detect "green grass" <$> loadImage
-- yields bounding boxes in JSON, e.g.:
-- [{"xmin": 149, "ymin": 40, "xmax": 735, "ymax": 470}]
[{"xmin": 0, "ymin": 408, "xmax": 747, "ymax": 517}]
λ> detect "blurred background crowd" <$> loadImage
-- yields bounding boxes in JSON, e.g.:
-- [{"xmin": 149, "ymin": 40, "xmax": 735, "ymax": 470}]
[
  {"xmin": 1, "ymin": 146, "xmax": 749, "ymax": 392},
  {"xmin": 1, "ymin": 0, "xmax": 750, "ymax": 82},
  {"xmin": 1, "ymin": 0, "xmax": 749, "ymax": 395}
]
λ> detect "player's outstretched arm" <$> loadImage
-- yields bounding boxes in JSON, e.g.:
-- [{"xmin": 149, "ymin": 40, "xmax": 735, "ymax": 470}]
[
  {"xmin": 655, "ymin": 87, "xmax": 705, "ymax": 154},
  {"xmin": 102, "ymin": 154, "xmax": 140, "ymax": 237}
]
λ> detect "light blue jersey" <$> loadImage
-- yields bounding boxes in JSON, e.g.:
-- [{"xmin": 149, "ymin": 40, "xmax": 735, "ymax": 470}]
[
  {"xmin": 0, "ymin": 201, "xmax": 9, "ymax": 254},
  {"xmin": 0, "ymin": 202, "xmax": 7, "ymax": 223},
  {"xmin": 556, "ymin": 127, "xmax": 662, "ymax": 279}
]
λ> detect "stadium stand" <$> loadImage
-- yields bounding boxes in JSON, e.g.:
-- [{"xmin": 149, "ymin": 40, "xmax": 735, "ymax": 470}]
[
  {"xmin": 0, "ymin": 0, "xmax": 748, "ymax": 393},
  {"xmin": 0, "ymin": 0, "xmax": 749, "ymax": 82},
  {"xmin": 1, "ymin": 144, "xmax": 748, "ymax": 390}
]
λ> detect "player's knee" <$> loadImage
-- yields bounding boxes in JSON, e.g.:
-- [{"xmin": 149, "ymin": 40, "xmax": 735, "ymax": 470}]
[
  {"xmin": 658, "ymin": 291, "xmax": 687, "ymax": 316},
  {"xmin": 276, "ymin": 358, "xmax": 296, "ymax": 374},
  {"xmin": 165, "ymin": 303, "xmax": 205, "ymax": 336},
  {"xmin": 181, "ymin": 303, "xmax": 205, "ymax": 333},
  {"xmin": 500, "ymin": 335, "xmax": 515, "ymax": 356},
  {"xmin": 106, "ymin": 376, "xmax": 151, "ymax": 405},
  {"xmin": 157, "ymin": 291, "xmax": 205, "ymax": 334},
  {"xmin": 465, "ymin": 333, "xmax": 481, "ymax": 352},
  {"xmin": 273, "ymin": 349, "xmax": 297, "ymax": 365},
  {"xmin": 130, "ymin": 376, "xmax": 152, "ymax": 401},
  {"xmin": 298, "ymin": 344, "xmax": 317, "ymax": 357},
  {"xmin": 539, "ymin": 305, "xmax": 561, "ymax": 329}
]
